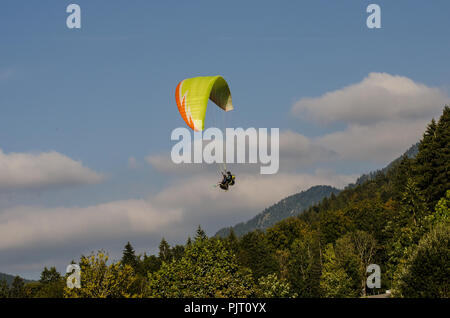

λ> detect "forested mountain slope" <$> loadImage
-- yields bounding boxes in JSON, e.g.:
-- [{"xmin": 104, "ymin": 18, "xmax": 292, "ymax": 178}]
[{"xmin": 216, "ymin": 185, "xmax": 340, "ymax": 237}]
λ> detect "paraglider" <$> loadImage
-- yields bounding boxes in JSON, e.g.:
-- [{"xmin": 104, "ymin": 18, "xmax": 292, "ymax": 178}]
[
  {"xmin": 175, "ymin": 76, "xmax": 236, "ymax": 190},
  {"xmin": 217, "ymin": 171, "xmax": 236, "ymax": 191}
]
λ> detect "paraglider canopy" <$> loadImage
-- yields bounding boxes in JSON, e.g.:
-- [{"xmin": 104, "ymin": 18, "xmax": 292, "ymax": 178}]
[{"xmin": 175, "ymin": 76, "xmax": 233, "ymax": 131}]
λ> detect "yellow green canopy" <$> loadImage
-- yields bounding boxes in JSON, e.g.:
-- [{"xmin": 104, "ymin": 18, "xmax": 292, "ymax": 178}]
[{"xmin": 175, "ymin": 76, "xmax": 233, "ymax": 131}]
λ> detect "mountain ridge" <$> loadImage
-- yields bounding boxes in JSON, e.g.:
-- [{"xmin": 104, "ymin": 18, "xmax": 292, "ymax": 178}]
[
  {"xmin": 0, "ymin": 272, "xmax": 34, "ymax": 285},
  {"xmin": 216, "ymin": 185, "xmax": 340, "ymax": 237}
]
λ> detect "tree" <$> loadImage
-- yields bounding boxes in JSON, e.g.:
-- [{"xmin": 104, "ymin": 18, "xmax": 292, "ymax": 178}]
[
  {"xmin": 320, "ymin": 244, "xmax": 358, "ymax": 298},
  {"xmin": 400, "ymin": 178, "xmax": 428, "ymax": 227},
  {"xmin": 266, "ymin": 218, "xmax": 310, "ymax": 250},
  {"xmin": 415, "ymin": 118, "xmax": 437, "ymax": 206},
  {"xmin": 9, "ymin": 276, "xmax": 25, "ymax": 298},
  {"xmin": 238, "ymin": 230, "xmax": 278, "ymax": 280},
  {"xmin": 386, "ymin": 179, "xmax": 430, "ymax": 285},
  {"xmin": 255, "ymin": 273, "xmax": 295, "ymax": 298},
  {"xmin": 225, "ymin": 229, "xmax": 239, "ymax": 255},
  {"xmin": 195, "ymin": 225, "xmax": 207, "ymax": 241},
  {"xmin": 318, "ymin": 209, "xmax": 354, "ymax": 245},
  {"xmin": 0, "ymin": 280, "xmax": 9, "ymax": 298},
  {"xmin": 141, "ymin": 254, "xmax": 161, "ymax": 274},
  {"xmin": 350, "ymin": 231, "xmax": 377, "ymax": 296},
  {"xmin": 415, "ymin": 106, "xmax": 450, "ymax": 209},
  {"xmin": 393, "ymin": 222, "xmax": 450, "ymax": 297},
  {"xmin": 36, "ymin": 267, "xmax": 64, "ymax": 298},
  {"xmin": 333, "ymin": 235, "xmax": 362, "ymax": 295},
  {"xmin": 24, "ymin": 282, "xmax": 44, "ymax": 298},
  {"xmin": 64, "ymin": 251, "xmax": 139, "ymax": 298},
  {"xmin": 158, "ymin": 238, "xmax": 171, "ymax": 263},
  {"xmin": 344, "ymin": 199, "xmax": 389, "ymax": 243},
  {"xmin": 287, "ymin": 235, "xmax": 322, "ymax": 297},
  {"xmin": 121, "ymin": 242, "xmax": 139, "ymax": 270},
  {"xmin": 146, "ymin": 238, "xmax": 254, "ymax": 298},
  {"xmin": 40, "ymin": 267, "xmax": 62, "ymax": 284},
  {"xmin": 171, "ymin": 245, "xmax": 185, "ymax": 261},
  {"xmin": 426, "ymin": 189, "xmax": 450, "ymax": 226}
]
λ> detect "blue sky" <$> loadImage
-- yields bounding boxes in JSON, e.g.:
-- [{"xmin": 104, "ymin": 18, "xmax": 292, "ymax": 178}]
[{"xmin": 1, "ymin": 1, "xmax": 450, "ymax": 278}]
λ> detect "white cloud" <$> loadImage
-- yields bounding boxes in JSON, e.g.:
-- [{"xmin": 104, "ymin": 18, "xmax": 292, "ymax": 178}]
[
  {"xmin": 146, "ymin": 153, "xmax": 181, "ymax": 173},
  {"xmin": 292, "ymin": 72, "xmax": 448, "ymax": 125},
  {"xmin": 146, "ymin": 153, "xmax": 210, "ymax": 175},
  {"xmin": 0, "ymin": 149, "xmax": 104, "ymax": 191},
  {"xmin": 0, "ymin": 199, "xmax": 183, "ymax": 251},
  {"xmin": 153, "ymin": 171, "xmax": 355, "ymax": 215},
  {"xmin": 316, "ymin": 119, "xmax": 428, "ymax": 162},
  {"xmin": 0, "ymin": 170, "xmax": 355, "ymax": 252},
  {"xmin": 278, "ymin": 130, "xmax": 337, "ymax": 169},
  {"xmin": 289, "ymin": 73, "xmax": 449, "ymax": 163}
]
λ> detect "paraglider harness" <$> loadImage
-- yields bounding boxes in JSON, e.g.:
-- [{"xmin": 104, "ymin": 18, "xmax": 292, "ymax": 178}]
[{"xmin": 219, "ymin": 171, "xmax": 235, "ymax": 190}]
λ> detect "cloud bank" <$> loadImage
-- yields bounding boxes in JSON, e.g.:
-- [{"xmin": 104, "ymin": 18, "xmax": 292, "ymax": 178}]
[
  {"xmin": 0, "ymin": 199, "xmax": 183, "ymax": 251},
  {"xmin": 0, "ymin": 170, "xmax": 354, "ymax": 253},
  {"xmin": 291, "ymin": 73, "xmax": 449, "ymax": 163},
  {"xmin": 292, "ymin": 72, "xmax": 448, "ymax": 125},
  {"xmin": 0, "ymin": 149, "xmax": 104, "ymax": 191}
]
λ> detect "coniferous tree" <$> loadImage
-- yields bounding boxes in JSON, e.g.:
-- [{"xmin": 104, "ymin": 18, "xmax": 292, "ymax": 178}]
[
  {"xmin": 158, "ymin": 238, "xmax": 171, "ymax": 263},
  {"xmin": 225, "ymin": 228, "xmax": 239, "ymax": 255},
  {"xmin": 9, "ymin": 276, "xmax": 25, "ymax": 298},
  {"xmin": 40, "ymin": 267, "xmax": 62, "ymax": 284},
  {"xmin": 195, "ymin": 225, "xmax": 207, "ymax": 241},
  {"xmin": 400, "ymin": 178, "xmax": 429, "ymax": 227},
  {"xmin": 171, "ymin": 245, "xmax": 185, "ymax": 261},
  {"xmin": 141, "ymin": 254, "xmax": 162, "ymax": 274},
  {"xmin": 121, "ymin": 242, "xmax": 139, "ymax": 270},
  {"xmin": 415, "ymin": 106, "xmax": 450, "ymax": 209},
  {"xmin": 36, "ymin": 267, "xmax": 65, "ymax": 298},
  {"xmin": 238, "ymin": 230, "xmax": 278, "ymax": 280},
  {"xmin": 0, "ymin": 280, "xmax": 9, "ymax": 298}
]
